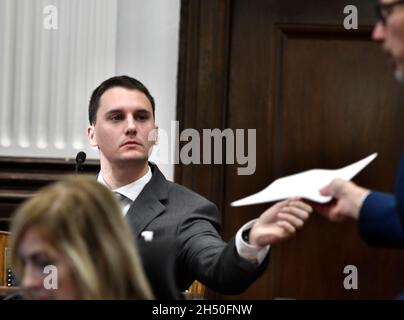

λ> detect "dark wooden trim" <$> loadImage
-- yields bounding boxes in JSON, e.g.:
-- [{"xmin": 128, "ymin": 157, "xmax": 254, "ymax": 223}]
[
  {"xmin": 275, "ymin": 23, "xmax": 373, "ymax": 39},
  {"xmin": 175, "ymin": 0, "xmax": 202, "ymax": 188},
  {"xmin": 0, "ymin": 156, "xmax": 100, "ymax": 226},
  {"xmin": 176, "ymin": 0, "xmax": 233, "ymax": 300},
  {"xmin": 0, "ymin": 157, "xmax": 99, "ymax": 191},
  {"xmin": 175, "ymin": 0, "xmax": 232, "ymax": 206},
  {"xmin": 0, "ymin": 156, "xmax": 100, "ymax": 171}
]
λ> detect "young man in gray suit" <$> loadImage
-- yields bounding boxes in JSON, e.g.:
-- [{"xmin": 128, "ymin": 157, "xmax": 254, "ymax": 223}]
[{"xmin": 87, "ymin": 75, "xmax": 312, "ymax": 296}]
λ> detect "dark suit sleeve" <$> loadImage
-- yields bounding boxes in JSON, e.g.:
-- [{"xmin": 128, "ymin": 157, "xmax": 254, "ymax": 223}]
[
  {"xmin": 177, "ymin": 201, "xmax": 269, "ymax": 294},
  {"xmin": 358, "ymin": 191, "xmax": 404, "ymax": 248},
  {"xmin": 358, "ymin": 156, "xmax": 404, "ymax": 248},
  {"xmin": 395, "ymin": 155, "xmax": 404, "ymax": 228}
]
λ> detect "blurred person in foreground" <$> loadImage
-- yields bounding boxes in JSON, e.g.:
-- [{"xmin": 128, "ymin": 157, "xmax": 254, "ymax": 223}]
[{"xmin": 8, "ymin": 176, "xmax": 153, "ymax": 300}]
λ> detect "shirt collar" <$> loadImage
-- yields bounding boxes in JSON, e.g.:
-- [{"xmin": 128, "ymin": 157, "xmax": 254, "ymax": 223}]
[{"xmin": 97, "ymin": 165, "xmax": 152, "ymax": 202}]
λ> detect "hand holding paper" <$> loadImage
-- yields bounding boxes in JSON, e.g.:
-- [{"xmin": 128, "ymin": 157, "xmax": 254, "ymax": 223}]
[{"xmin": 231, "ymin": 153, "xmax": 377, "ymax": 207}]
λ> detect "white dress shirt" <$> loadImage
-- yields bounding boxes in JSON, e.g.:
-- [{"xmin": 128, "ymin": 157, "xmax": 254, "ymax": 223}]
[
  {"xmin": 97, "ymin": 165, "xmax": 269, "ymax": 264},
  {"xmin": 97, "ymin": 166, "xmax": 152, "ymax": 215}
]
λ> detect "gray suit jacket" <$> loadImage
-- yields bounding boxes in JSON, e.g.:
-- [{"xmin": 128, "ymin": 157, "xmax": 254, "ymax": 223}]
[{"xmin": 126, "ymin": 163, "xmax": 270, "ymax": 294}]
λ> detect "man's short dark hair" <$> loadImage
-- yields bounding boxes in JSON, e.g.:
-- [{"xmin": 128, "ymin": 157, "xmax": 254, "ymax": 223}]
[{"xmin": 88, "ymin": 75, "xmax": 155, "ymax": 124}]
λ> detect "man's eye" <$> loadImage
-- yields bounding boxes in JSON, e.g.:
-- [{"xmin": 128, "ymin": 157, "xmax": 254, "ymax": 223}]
[
  {"xmin": 110, "ymin": 114, "xmax": 123, "ymax": 121},
  {"xmin": 136, "ymin": 114, "xmax": 148, "ymax": 121}
]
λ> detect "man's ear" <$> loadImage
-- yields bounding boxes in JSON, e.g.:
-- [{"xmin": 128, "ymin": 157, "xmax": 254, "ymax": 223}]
[
  {"xmin": 154, "ymin": 126, "xmax": 159, "ymax": 145},
  {"xmin": 87, "ymin": 125, "xmax": 97, "ymax": 147},
  {"xmin": 147, "ymin": 126, "xmax": 159, "ymax": 146}
]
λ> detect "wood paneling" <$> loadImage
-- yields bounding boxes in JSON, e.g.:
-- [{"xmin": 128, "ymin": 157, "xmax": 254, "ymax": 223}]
[
  {"xmin": 0, "ymin": 231, "xmax": 10, "ymax": 286},
  {"xmin": 0, "ymin": 157, "xmax": 100, "ymax": 230},
  {"xmin": 176, "ymin": 0, "xmax": 231, "ymax": 208},
  {"xmin": 177, "ymin": 0, "xmax": 404, "ymax": 299}
]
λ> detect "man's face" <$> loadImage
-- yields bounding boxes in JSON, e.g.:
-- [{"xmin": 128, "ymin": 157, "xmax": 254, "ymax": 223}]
[
  {"xmin": 373, "ymin": 0, "xmax": 404, "ymax": 82},
  {"xmin": 87, "ymin": 87, "xmax": 157, "ymax": 166}
]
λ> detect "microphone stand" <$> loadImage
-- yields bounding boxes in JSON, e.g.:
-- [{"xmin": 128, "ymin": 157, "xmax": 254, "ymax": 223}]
[{"xmin": 75, "ymin": 151, "xmax": 86, "ymax": 175}]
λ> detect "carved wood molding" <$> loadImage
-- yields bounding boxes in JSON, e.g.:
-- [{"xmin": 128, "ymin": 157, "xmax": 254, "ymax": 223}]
[
  {"xmin": 176, "ymin": 0, "xmax": 233, "ymax": 300},
  {"xmin": 0, "ymin": 156, "xmax": 100, "ymax": 222},
  {"xmin": 176, "ymin": 0, "xmax": 232, "ymax": 208}
]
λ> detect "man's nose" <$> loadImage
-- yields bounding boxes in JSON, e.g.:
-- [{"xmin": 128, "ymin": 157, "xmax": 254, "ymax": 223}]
[
  {"xmin": 125, "ymin": 116, "xmax": 137, "ymax": 134},
  {"xmin": 372, "ymin": 21, "xmax": 386, "ymax": 42},
  {"xmin": 21, "ymin": 266, "xmax": 42, "ymax": 290}
]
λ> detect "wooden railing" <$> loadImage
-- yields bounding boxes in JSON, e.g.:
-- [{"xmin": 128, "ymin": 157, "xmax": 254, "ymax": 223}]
[{"xmin": 0, "ymin": 231, "xmax": 11, "ymax": 287}]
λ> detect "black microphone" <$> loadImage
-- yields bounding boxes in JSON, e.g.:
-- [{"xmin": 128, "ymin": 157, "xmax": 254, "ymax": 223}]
[{"xmin": 75, "ymin": 151, "xmax": 86, "ymax": 175}]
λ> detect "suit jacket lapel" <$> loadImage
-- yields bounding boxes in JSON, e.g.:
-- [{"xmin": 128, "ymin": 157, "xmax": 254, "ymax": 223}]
[{"xmin": 126, "ymin": 163, "xmax": 168, "ymax": 237}]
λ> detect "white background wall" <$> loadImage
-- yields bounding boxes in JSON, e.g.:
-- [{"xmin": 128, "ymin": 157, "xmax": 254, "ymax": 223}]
[{"xmin": 116, "ymin": 0, "xmax": 180, "ymax": 180}]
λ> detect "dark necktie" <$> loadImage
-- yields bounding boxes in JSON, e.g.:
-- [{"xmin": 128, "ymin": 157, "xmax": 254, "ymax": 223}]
[{"xmin": 114, "ymin": 192, "xmax": 129, "ymax": 213}]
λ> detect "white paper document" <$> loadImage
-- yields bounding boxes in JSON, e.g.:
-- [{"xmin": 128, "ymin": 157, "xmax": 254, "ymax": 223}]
[{"xmin": 231, "ymin": 153, "xmax": 378, "ymax": 207}]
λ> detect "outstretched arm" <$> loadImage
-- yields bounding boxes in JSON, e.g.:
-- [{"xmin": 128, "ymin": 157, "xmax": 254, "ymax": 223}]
[
  {"xmin": 312, "ymin": 178, "xmax": 369, "ymax": 222},
  {"xmin": 312, "ymin": 178, "xmax": 404, "ymax": 248},
  {"xmin": 249, "ymin": 199, "xmax": 312, "ymax": 247}
]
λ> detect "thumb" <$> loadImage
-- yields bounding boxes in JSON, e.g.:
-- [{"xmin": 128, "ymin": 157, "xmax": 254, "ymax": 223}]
[
  {"xmin": 320, "ymin": 178, "xmax": 345, "ymax": 197},
  {"xmin": 320, "ymin": 183, "xmax": 333, "ymax": 196},
  {"xmin": 321, "ymin": 178, "xmax": 348, "ymax": 198}
]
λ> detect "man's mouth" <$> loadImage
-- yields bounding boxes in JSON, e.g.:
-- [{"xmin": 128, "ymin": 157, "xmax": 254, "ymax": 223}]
[
  {"xmin": 383, "ymin": 49, "xmax": 397, "ymax": 68},
  {"xmin": 121, "ymin": 141, "xmax": 142, "ymax": 147},
  {"xmin": 382, "ymin": 44, "xmax": 398, "ymax": 64}
]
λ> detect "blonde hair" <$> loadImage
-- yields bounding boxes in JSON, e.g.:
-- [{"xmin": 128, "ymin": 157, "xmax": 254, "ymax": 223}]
[{"xmin": 9, "ymin": 176, "xmax": 154, "ymax": 299}]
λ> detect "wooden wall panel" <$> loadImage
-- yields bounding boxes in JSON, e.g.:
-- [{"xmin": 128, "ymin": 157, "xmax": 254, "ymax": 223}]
[
  {"xmin": 0, "ymin": 231, "xmax": 10, "ymax": 286},
  {"xmin": 0, "ymin": 157, "xmax": 100, "ymax": 230},
  {"xmin": 266, "ymin": 26, "xmax": 404, "ymax": 299},
  {"xmin": 177, "ymin": 0, "xmax": 404, "ymax": 299}
]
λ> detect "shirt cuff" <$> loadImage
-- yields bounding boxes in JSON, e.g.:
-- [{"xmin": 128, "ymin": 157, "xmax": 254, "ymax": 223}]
[
  {"xmin": 359, "ymin": 190, "xmax": 371, "ymax": 209},
  {"xmin": 235, "ymin": 219, "xmax": 270, "ymax": 264}
]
